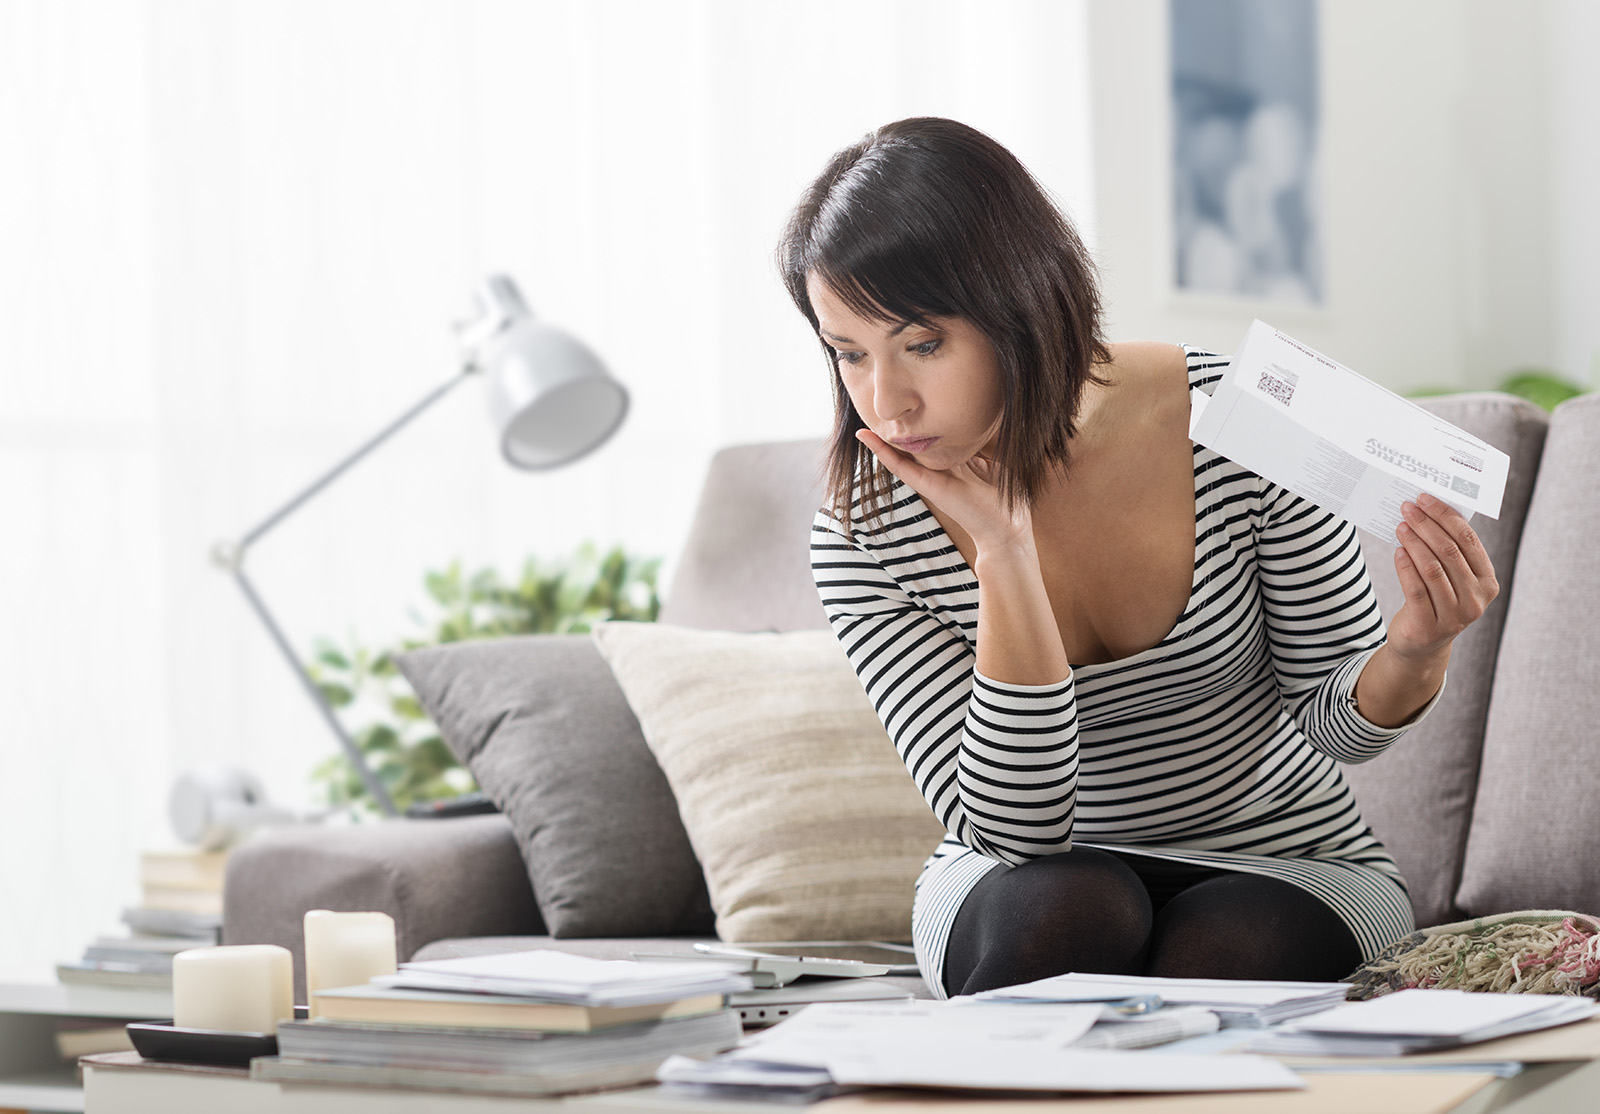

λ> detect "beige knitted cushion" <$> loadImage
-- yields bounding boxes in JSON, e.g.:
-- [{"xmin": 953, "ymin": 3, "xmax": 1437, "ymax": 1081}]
[{"xmin": 590, "ymin": 622, "xmax": 945, "ymax": 943}]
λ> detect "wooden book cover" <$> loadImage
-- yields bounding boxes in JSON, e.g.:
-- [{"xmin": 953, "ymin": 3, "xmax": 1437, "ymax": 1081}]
[
  {"xmin": 138, "ymin": 885, "xmax": 225, "ymax": 915},
  {"xmin": 139, "ymin": 848, "xmax": 230, "ymax": 892}
]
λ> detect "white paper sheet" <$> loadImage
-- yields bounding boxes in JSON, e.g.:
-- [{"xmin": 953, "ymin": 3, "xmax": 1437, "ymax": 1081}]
[
  {"xmin": 1190, "ymin": 321, "xmax": 1511, "ymax": 540},
  {"xmin": 730, "ymin": 1001, "xmax": 1303, "ymax": 1093},
  {"xmin": 739, "ymin": 1000, "xmax": 1104, "ymax": 1048},
  {"xmin": 975, "ymin": 971, "xmax": 1346, "ymax": 1009},
  {"xmin": 973, "ymin": 972, "xmax": 1351, "ymax": 1030}
]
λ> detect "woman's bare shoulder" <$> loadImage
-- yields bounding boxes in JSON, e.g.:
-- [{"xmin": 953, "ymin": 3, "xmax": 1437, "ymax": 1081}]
[
  {"xmin": 1103, "ymin": 341, "xmax": 1190, "ymax": 382},
  {"xmin": 1071, "ymin": 342, "xmax": 1190, "ymax": 456},
  {"xmin": 1098, "ymin": 342, "xmax": 1190, "ymax": 418}
]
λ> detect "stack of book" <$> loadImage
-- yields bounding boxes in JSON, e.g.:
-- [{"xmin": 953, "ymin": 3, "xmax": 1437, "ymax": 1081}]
[
  {"xmin": 56, "ymin": 848, "xmax": 224, "ymax": 990},
  {"xmin": 251, "ymin": 950, "xmax": 753, "ymax": 1097}
]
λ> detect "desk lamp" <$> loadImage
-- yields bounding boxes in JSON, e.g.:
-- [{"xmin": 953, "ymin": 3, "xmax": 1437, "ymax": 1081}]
[{"xmin": 212, "ymin": 275, "xmax": 628, "ymax": 816}]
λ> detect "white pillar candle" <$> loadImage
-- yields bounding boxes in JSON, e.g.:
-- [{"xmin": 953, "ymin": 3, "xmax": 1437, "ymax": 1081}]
[
  {"xmin": 172, "ymin": 945, "xmax": 294, "ymax": 1034},
  {"xmin": 303, "ymin": 910, "xmax": 397, "ymax": 1003}
]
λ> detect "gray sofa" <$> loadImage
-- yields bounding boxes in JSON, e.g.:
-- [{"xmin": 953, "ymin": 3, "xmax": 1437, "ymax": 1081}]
[{"xmin": 225, "ymin": 392, "xmax": 1600, "ymax": 1002}]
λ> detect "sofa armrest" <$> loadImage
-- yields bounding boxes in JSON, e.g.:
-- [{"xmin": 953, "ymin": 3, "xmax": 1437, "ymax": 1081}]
[{"xmin": 223, "ymin": 814, "xmax": 543, "ymax": 1001}]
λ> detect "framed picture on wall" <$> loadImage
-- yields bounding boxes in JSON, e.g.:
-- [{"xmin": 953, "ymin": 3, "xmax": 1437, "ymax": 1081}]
[{"xmin": 1169, "ymin": 0, "xmax": 1322, "ymax": 306}]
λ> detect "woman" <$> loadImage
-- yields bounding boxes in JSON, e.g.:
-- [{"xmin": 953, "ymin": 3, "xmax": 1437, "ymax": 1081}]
[{"xmin": 779, "ymin": 118, "xmax": 1498, "ymax": 998}]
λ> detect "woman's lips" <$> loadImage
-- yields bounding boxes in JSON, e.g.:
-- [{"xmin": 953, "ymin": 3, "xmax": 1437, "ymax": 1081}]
[{"xmin": 890, "ymin": 436, "xmax": 939, "ymax": 454}]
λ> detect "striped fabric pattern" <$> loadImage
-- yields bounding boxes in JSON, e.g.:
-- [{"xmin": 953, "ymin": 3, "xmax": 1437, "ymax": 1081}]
[{"xmin": 811, "ymin": 350, "xmax": 1431, "ymax": 994}]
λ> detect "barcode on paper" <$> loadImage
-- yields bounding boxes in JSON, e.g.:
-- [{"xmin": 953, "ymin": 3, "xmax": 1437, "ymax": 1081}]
[{"xmin": 1256, "ymin": 367, "xmax": 1299, "ymax": 406}]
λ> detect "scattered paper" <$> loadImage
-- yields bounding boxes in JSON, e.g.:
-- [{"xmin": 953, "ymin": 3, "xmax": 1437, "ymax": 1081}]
[
  {"xmin": 974, "ymin": 972, "xmax": 1348, "ymax": 1028},
  {"xmin": 741, "ymin": 999, "xmax": 1104, "ymax": 1047},
  {"xmin": 1190, "ymin": 321, "xmax": 1511, "ymax": 540},
  {"xmin": 657, "ymin": 1054, "xmax": 834, "ymax": 1089},
  {"xmin": 726, "ymin": 1001, "xmax": 1302, "ymax": 1094}
]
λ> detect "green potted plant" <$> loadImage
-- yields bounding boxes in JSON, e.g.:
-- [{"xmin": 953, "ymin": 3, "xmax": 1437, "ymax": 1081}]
[
  {"xmin": 307, "ymin": 543, "xmax": 661, "ymax": 815},
  {"xmin": 1413, "ymin": 368, "xmax": 1588, "ymax": 412}
]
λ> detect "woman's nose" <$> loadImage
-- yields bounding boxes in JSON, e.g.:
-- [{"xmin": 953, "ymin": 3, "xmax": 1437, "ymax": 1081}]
[{"xmin": 873, "ymin": 368, "xmax": 916, "ymax": 422}]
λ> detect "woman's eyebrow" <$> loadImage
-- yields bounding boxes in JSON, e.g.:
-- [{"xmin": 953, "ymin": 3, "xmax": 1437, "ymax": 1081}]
[{"xmin": 820, "ymin": 322, "xmax": 913, "ymax": 345}]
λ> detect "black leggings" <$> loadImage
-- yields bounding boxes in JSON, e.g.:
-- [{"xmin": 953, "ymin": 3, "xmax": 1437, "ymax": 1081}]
[{"xmin": 941, "ymin": 848, "xmax": 1363, "ymax": 997}]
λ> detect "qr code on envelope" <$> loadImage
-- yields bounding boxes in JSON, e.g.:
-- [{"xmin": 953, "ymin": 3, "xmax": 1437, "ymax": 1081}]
[{"xmin": 1256, "ymin": 368, "xmax": 1298, "ymax": 406}]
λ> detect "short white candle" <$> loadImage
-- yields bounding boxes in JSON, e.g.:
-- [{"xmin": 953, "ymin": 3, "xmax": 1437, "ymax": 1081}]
[
  {"xmin": 304, "ymin": 910, "xmax": 397, "ymax": 1003},
  {"xmin": 172, "ymin": 945, "xmax": 293, "ymax": 1034}
]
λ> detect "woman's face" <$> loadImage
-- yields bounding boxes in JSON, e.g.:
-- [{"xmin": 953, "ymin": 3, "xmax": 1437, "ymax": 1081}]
[{"xmin": 807, "ymin": 275, "xmax": 1004, "ymax": 471}]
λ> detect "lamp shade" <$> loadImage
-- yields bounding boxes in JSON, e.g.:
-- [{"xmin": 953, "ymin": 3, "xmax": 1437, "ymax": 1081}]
[{"xmin": 467, "ymin": 276, "xmax": 628, "ymax": 470}]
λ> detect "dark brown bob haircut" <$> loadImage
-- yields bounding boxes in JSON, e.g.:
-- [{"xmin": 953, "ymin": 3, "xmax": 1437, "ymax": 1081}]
[{"xmin": 777, "ymin": 116, "xmax": 1110, "ymax": 528}]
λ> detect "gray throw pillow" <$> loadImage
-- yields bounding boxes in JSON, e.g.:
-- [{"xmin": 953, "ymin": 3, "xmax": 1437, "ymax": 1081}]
[{"xmin": 396, "ymin": 635, "xmax": 715, "ymax": 938}]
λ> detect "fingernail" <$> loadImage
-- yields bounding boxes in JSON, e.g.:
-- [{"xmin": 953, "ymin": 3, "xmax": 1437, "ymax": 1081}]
[{"xmin": 1400, "ymin": 501, "xmax": 1417, "ymax": 519}]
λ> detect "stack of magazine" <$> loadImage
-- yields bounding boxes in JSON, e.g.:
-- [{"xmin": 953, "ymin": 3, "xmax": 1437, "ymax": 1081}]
[
  {"xmin": 251, "ymin": 950, "xmax": 752, "ymax": 1098},
  {"xmin": 56, "ymin": 849, "xmax": 224, "ymax": 991}
]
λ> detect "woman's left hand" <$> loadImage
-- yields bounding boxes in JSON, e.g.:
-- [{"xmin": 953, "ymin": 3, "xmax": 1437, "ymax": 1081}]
[{"xmin": 1387, "ymin": 491, "xmax": 1500, "ymax": 665}]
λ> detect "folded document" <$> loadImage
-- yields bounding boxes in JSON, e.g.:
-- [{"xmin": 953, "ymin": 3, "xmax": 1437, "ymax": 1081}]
[
  {"xmin": 973, "ymin": 971, "xmax": 1349, "ymax": 1027},
  {"xmin": 1190, "ymin": 320, "xmax": 1511, "ymax": 540},
  {"xmin": 1251, "ymin": 989, "xmax": 1598, "ymax": 1056}
]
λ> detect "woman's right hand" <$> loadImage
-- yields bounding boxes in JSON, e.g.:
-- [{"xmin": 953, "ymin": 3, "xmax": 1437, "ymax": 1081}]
[
  {"xmin": 859, "ymin": 428, "xmax": 1068, "ymax": 685},
  {"xmin": 857, "ymin": 429, "xmax": 1035, "ymax": 555}
]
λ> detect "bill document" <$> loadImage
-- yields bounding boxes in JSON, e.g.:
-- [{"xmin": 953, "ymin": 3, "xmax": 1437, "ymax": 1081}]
[{"xmin": 1190, "ymin": 321, "xmax": 1511, "ymax": 540}]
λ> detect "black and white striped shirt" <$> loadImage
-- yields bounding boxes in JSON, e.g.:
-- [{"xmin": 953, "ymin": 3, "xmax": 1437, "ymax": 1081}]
[{"xmin": 811, "ymin": 350, "xmax": 1431, "ymax": 985}]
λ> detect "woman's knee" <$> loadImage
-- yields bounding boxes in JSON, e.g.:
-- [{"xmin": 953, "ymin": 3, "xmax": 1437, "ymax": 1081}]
[
  {"xmin": 989, "ymin": 849, "xmax": 1153, "ymax": 936},
  {"xmin": 1146, "ymin": 873, "xmax": 1361, "ymax": 981},
  {"xmin": 942, "ymin": 848, "xmax": 1154, "ymax": 995}
]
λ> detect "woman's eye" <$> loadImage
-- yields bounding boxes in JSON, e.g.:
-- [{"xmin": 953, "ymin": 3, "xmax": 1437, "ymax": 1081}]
[
  {"xmin": 834, "ymin": 349, "xmax": 865, "ymax": 366},
  {"xmin": 912, "ymin": 339, "xmax": 941, "ymax": 357}
]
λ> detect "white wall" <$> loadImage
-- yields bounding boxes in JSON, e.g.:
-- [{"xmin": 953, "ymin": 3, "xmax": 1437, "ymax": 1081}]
[
  {"xmin": 0, "ymin": 0, "xmax": 1095, "ymax": 983},
  {"xmin": 1549, "ymin": 0, "xmax": 1600, "ymax": 387},
  {"xmin": 1086, "ymin": 0, "xmax": 1573, "ymax": 394}
]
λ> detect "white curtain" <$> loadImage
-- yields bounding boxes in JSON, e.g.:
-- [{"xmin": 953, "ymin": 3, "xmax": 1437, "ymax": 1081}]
[{"xmin": 0, "ymin": 0, "xmax": 1094, "ymax": 980}]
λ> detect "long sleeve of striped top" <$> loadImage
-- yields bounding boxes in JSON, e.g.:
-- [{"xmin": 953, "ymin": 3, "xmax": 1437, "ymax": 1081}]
[
  {"xmin": 811, "ymin": 490, "xmax": 1080, "ymax": 868},
  {"xmin": 1254, "ymin": 478, "xmax": 1437, "ymax": 764}
]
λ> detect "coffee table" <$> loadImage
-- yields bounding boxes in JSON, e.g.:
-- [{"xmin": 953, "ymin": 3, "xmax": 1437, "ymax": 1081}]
[
  {"xmin": 0, "ymin": 980, "xmax": 171, "ymax": 1113},
  {"xmin": 80, "ymin": 1047, "xmax": 1600, "ymax": 1114}
]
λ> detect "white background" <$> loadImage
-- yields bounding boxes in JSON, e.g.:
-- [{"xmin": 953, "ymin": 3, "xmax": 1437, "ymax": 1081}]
[{"xmin": 1, "ymin": 0, "xmax": 1595, "ymax": 981}]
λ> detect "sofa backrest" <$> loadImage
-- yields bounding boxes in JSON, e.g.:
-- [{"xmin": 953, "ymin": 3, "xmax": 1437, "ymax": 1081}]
[
  {"xmin": 1455, "ymin": 392, "xmax": 1600, "ymax": 918},
  {"xmin": 661, "ymin": 439, "xmax": 831, "ymax": 632},
  {"xmin": 1343, "ymin": 394, "xmax": 1550, "ymax": 927}
]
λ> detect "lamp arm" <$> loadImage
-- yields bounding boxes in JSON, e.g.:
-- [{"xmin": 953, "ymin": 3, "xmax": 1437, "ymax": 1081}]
[
  {"xmin": 240, "ymin": 365, "xmax": 475, "ymax": 549},
  {"xmin": 214, "ymin": 363, "xmax": 477, "ymax": 819},
  {"xmin": 231, "ymin": 566, "xmax": 401, "ymax": 817}
]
